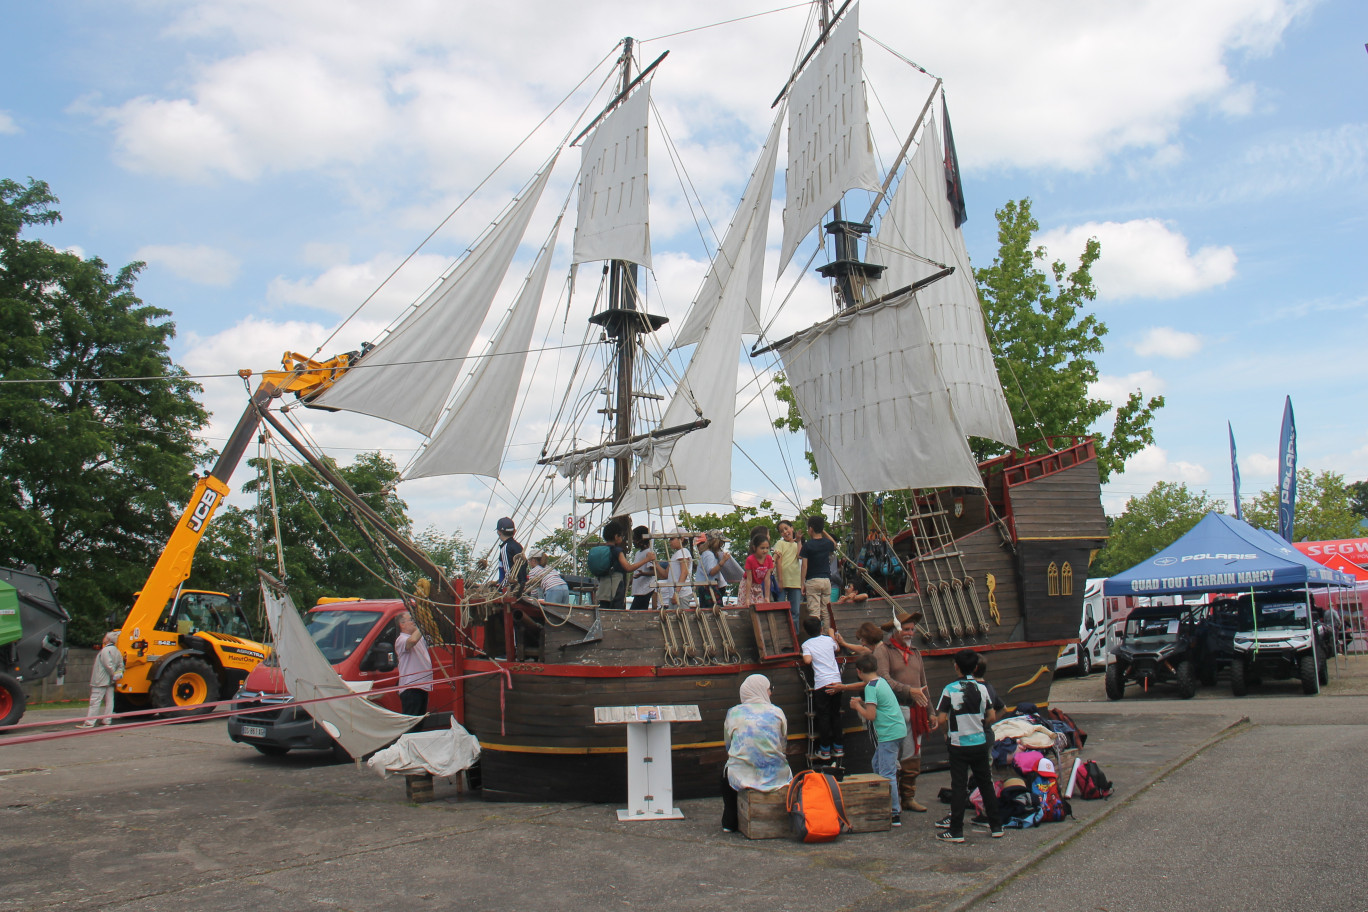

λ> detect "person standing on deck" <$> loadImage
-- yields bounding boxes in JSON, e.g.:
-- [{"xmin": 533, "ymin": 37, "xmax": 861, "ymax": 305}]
[
  {"xmin": 494, "ymin": 517, "xmax": 527, "ymax": 596},
  {"xmin": 629, "ymin": 526, "xmax": 662, "ymax": 611},
  {"xmin": 799, "ymin": 515, "xmax": 837, "ymax": 628},
  {"xmin": 773, "ymin": 520, "xmax": 802, "ymax": 627},
  {"xmin": 876, "ymin": 610, "xmax": 936, "ymax": 813},
  {"xmin": 665, "ymin": 533, "xmax": 694, "ymax": 607},
  {"xmin": 395, "ymin": 612, "xmax": 433, "ymax": 716},
  {"xmin": 526, "ymin": 549, "xmax": 570, "ymax": 605}
]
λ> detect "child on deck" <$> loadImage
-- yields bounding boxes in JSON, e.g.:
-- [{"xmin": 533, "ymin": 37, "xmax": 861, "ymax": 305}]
[
  {"xmin": 800, "ymin": 615, "xmax": 843, "ymax": 761},
  {"xmin": 849, "ymin": 653, "xmax": 908, "ymax": 825},
  {"xmin": 739, "ymin": 533, "xmax": 774, "ymax": 607}
]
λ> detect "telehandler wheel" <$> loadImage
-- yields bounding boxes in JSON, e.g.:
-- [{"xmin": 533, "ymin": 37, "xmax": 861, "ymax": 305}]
[
  {"xmin": 153, "ymin": 656, "xmax": 218, "ymax": 714},
  {"xmin": 0, "ymin": 673, "xmax": 26, "ymax": 726}
]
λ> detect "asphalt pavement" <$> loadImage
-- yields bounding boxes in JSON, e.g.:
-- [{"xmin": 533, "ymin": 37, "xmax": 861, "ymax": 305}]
[{"xmin": 1, "ymin": 657, "xmax": 1363, "ymax": 912}]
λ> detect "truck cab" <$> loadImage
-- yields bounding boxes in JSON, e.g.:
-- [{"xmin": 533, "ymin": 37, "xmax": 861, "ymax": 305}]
[{"xmin": 227, "ymin": 598, "xmax": 458, "ymax": 758}]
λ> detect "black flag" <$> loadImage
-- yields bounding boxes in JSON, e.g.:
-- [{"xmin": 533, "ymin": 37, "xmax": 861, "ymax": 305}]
[{"xmin": 943, "ymin": 99, "xmax": 968, "ymax": 228}]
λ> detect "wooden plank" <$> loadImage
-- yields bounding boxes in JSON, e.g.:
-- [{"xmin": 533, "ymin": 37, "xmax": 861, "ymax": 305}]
[
  {"xmin": 738, "ymin": 787, "xmax": 790, "ymax": 839},
  {"xmin": 840, "ymin": 773, "xmax": 892, "ymax": 832}
]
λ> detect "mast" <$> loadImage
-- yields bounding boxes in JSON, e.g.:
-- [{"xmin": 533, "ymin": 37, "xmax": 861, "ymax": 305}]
[{"xmin": 584, "ymin": 38, "xmax": 669, "ymax": 514}]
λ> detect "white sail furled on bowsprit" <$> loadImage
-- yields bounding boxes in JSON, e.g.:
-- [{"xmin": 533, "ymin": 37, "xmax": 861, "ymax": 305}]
[
  {"xmin": 407, "ymin": 217, "xmax": 563, "ymax": 480},
  {"xmin": 315, "ymin": 163, "xmax": 557, "ymax": 435},
  {"xmin": 870, "ymin": 114, "xmax": 1018, "ymax": 448},
  {"xmin": 670, "ymin": 107, "xmax": 784, "ymax": 348},
  {"xmin": 572, "ymin": 79, "xmax": 652, "ymax": 269},
  {"xmin": 772, "ymin": 289, "xmax": 984, "ymax": 498},
  {"xmin": 778, "ymin": 4, "xmax": 880, "ymax": 276}
]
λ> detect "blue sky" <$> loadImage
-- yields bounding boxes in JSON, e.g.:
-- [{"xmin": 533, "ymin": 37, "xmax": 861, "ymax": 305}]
[{"xmin": 2, "ymin": 0, "xmax": 1365, "ymax": 549}]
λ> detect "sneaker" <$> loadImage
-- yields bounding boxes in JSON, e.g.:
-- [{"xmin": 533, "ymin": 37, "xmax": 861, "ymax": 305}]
[
  {"xmin": 721, "ymin": 827, "xmax": 735, "ymax": 833},
  {"xmin": 891, "ymin": 814, "xmax": 901, "ymax": 827},
  {"xmin": 832, "ymin": 744, "xmax": 845, "ymax": 758},
  {"xmin": 935, "ymin": 815, "xmax": 953, "ymax": 830},
  {"xmin": 971, "ymin": 819, "xmax": 992, "ymax": 831},
  {"xmin": 816, "ymin": 747, "xmax": 831, "ymax": 761},
  {"xmin": 991, "ymin": 829, "xmax": 1005, "ymax": 839},
  {"xmin": 75, "ymin": 722, "xmax": 95, "ymax": 729},
  {"xmin": 936, "ymin": 831, "xmax": 965, "ymax": 843}
]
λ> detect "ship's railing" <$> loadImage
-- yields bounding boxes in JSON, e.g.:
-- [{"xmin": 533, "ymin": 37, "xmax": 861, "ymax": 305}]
[{"xmin": 979, "ymin": 435, "xmax": 1097, "ymax": 489}]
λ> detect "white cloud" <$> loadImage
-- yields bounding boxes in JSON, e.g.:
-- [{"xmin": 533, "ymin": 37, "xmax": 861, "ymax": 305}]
[
  {"xmin": 1102, "ymin": 444, "xmax": 1212, "ymax": 515},
  {"xmin": 1089, "ymin": 370, "xmax": 1166, "ymax": 406},
  {"xmin": 1245, "ymin": 453, "xmax": 1279, "ymax": 477},
  {"xmin": 90, "ymin": 0, "xmax": 1309, "ymax": 192},
  {"xmin": 266, "ymin": 252, "xmax": 453, "ymax": 319},
  {"xmin": 0, "ymin": 111, "xmax": 19, "ymax": 135},
  {"xmin": 1038, "ymin": 219, "xmax": 1237, "ymax": 300},
  {"xmin": 1133, "ymin": 327, "xmax": 1203, "ymax": 359},
  {"xmin": 135, "ymin": 243, "xmax": 241, "ymax": 286}
]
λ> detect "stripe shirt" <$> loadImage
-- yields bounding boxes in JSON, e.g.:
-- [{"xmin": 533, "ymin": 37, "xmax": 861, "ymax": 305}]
[{"xmin": 936, "ymin": 676, "xmax": 993, "ymax": 747}]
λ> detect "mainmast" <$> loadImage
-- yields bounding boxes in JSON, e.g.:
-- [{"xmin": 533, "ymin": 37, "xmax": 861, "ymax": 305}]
[{"xmin": 585, "ymin": 38, "xmax": 669, "ymax": 512}]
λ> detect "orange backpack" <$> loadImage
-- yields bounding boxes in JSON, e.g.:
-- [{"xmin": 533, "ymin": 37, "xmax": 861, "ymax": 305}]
[{"xmin": 785, "ymin": 770, "xmax": 851, "ymax": 843}]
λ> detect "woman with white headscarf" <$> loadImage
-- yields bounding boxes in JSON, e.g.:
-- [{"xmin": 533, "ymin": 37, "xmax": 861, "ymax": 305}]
[{"xmin": 721, "ymin": 673, "xmax": 792, "ymax": 832}]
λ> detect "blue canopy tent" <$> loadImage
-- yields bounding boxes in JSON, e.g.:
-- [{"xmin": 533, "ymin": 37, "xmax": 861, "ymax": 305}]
[{"xmin": 1104, "ymin": 512, "xmax": 1352, "ymax": 597}]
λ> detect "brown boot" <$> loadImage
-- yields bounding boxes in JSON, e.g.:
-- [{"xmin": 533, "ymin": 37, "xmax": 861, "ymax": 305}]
[{"xmin": 900, "ymin": 756, "xmax": 928, "ymax": 813}]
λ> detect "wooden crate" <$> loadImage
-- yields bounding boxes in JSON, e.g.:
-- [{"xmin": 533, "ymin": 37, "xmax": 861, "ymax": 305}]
[
  {"xmin": 839, "ymin": 773, "xmax": 892, "ymax": 833},
  {"xmin": 738, "ymin": 786, "xmax": 790, "ymax": 839}
]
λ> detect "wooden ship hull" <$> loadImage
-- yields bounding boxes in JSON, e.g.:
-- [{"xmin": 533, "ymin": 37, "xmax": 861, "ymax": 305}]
[{"xmin": 454, "ymin": 437, "xmax": 1108, "ymax": 803}]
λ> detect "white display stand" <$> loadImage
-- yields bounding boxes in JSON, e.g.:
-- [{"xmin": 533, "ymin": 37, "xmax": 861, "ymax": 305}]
[{"xmin": 594, "ymin": 704, "xmax": 701, "ymax": 821}]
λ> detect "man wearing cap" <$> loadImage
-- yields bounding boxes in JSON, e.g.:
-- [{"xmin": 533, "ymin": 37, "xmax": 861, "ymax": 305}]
[
  {"xmin": 494, "ymin": 517, "xmax": 527, "ymax": 595},
  {"xmin": 875, "ymin": 610, "xmax": 935, "ymax": 812}
]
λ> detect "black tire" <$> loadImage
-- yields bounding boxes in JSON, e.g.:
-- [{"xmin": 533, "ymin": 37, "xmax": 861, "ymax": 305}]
[
  {"xmin": 1230, "ymin": 658, "xmax": 1249, "ymax": 696},
  {"xmin": 1299, "ymin": 653, "xmax": 1318, "ymax": 695},
  {"xmin": 0, "ymin": 673, "xmax": 27, "ymax": 727},
  {"xmin": 1078, "ymin": 651, "xmax": 1092, "ymax": 677},
  {"xmin": 1319, "ymin": 659, "xmax": 1329, "ymax": 686},
  {"xmin": 151, "ymin": 656, "xmax": 219, "ymax": 714},
  {"xmin": 253, "ymin": 744, "xmax": 290, "ymax": 757},
  {"xmin": 1105, "ymin": 665, "xmax": 1124, "ymax": 700},
  {"xmin": 1176, "ymin": 659, "xmax": 1197, "ymax": 699}
]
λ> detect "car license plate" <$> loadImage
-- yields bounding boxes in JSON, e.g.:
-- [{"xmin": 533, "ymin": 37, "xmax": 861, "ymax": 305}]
[{"xmin": 240, "ymin": 725, "xmax": 267, "ymax": 738}]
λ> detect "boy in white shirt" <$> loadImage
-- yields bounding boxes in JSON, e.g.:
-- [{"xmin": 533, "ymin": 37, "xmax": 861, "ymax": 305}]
[{"xmin": 800, "ymin": 615, "xmax": 843, "ymax": 761}]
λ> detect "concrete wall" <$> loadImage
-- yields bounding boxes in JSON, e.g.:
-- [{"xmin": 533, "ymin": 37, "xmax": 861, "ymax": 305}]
[{"xmin": 21, "ymin": 648, "xmax": 96, "ymax": 703}]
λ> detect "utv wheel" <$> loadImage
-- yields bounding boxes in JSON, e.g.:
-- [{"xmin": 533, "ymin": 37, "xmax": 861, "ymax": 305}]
[
  {"xmin": 253, "ymin": 744, "xmax": 290, "ymax": 757},
  {"xmin": 1230, "ymin": 659, "xmax": 1249, "ymax": 696},
  {"xmin": 152, "ymin": 656, "xmax": 218, "ymax": 714},
  {"xmin": 0, "ymin": 673, "xmax": 27, "ymax": 727},
  {"xmin": 1299, "ymin": 654, "xmax": 1318, "ymax": 695},
  {"xmin": 1105, "ymin": 665, "xmax": 1124, "ymax": 701},
  {"xmin": 1176, "ymin": 660, "xmax": 1198, "ymax": 699},
  {"xmin": 1078, "ymin": 652, "xmax": 1092, "ymax": 677},
  {"xmin": 1318, "ymin": 660, "xmax": 1329, "ymax": 686}
]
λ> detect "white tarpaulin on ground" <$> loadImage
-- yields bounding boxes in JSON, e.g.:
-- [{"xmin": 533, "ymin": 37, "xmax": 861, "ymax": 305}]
[
  {"xmin": 366, "ymin": 717, "xmax": 482, "ymax": 779},
  {"xmin": 260, "ymin": 583, "xmax": 420, "ymax": 759}
]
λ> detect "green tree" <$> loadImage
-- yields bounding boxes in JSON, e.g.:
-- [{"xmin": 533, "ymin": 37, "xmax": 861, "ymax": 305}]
[
  {"xmin": 1348, "ymin": 480, "xmax": 1368, "ymax": 523},
  {"xmin": 1093, "ymin": 482, "xmax": 1224, "ymax": 577},
  {"xmin": 1243, "ymin": 469, "xmax": 1363, "ymax": 542},
  {"xmin": 0, "ymin": 178, "xmax": 209, "ymax": 645},
  {"xmin": 976, "ymin": 199, "xmax": 1163, "ymax": 481}
]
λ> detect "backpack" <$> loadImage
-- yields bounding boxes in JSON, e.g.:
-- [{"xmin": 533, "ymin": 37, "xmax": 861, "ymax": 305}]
[
  {"xmin": 1071, "ymin": 759, "xmax": 1114, "ymax": 800},
  {"xmin": 1031, "ymin": 773, "xmax": 1071, "ymax": 823},
  {"xmin": 586, "ymin": 545, "xmax": 615, "ymax": 578},
  {"xmin": 786, "ymin": 770, "xmax": 851, "ymax": 843},
  {"xmin": 998, "ymin": 780, "xmax": 1042, "ymax": 829},
  {"xmin": 1047, "ymin": 707, "xmax": 1088, "ymax": 748}
]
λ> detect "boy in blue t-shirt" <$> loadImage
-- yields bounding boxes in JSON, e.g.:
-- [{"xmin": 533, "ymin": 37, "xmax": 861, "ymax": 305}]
[{"xmin": 850, "ymin": 653, "xmax": 908, "ymax": 825}]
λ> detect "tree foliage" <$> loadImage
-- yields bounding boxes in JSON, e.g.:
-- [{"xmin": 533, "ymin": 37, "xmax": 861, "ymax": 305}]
[
  {"xmin": 1092, "ymin": 481, "xmax": 1225, "ymax": 577},
  {"xmin": 1348, "ymin": 480, "xmax": 1368, "ymax": 523},
  {"xmin": 0, "ymin": 178, "xmax": 209, "ymax": 645},
  {"xmin": 1242, "ymin": 469, "xmax": 1363, "ymax": 543},
  {"xmin": 976, "ymin": 199, "xmax": 1163, "ymax": 481}
]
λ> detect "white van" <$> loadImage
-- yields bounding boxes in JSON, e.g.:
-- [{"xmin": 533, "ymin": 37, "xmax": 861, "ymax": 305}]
[{"xmin": 1056, "ymin": 578, "xmax": 1106, "ymax": 676}]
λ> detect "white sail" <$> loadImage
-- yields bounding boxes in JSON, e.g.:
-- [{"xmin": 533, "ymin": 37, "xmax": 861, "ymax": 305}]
[
  {"xmin": 778, "ymin": 5, "xmax": 880, "ymax": 276},
  {"xmin": 773, "ymin": 289, "xmax": 984, "ymax": 498},
  {"xmin": 871, "ymin": 116, "xmax": 1018, "ymax": 447},
  {"xmin": 407, "ymin": 218, "xmax": 563, "ymax": 480},
  {"xmin": 316, "ymin": 163, "xmax": 556, "ymax": 435},
  {"xmin": 572, "ymin": 78, "xmax": 653, "ymax": 268},
  {"xmin": 615, "ymin": 235, "xmax": 753, "ymax": 517},
  {"xmin": 550, "ymin": 430, "xmax": 689, "ymax": 482},
  {"xmin": 670, "ymin": 107, "xmax": 784, "ymax": 348},
  {"xmin": 260, "ymin": 583, "xmax": 420, "ymax": 759}
]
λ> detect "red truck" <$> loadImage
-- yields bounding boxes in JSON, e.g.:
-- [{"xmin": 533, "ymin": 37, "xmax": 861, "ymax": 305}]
[{"xmin": 227, "ymin": 598, "xmax": 461, "ymax": 758}]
